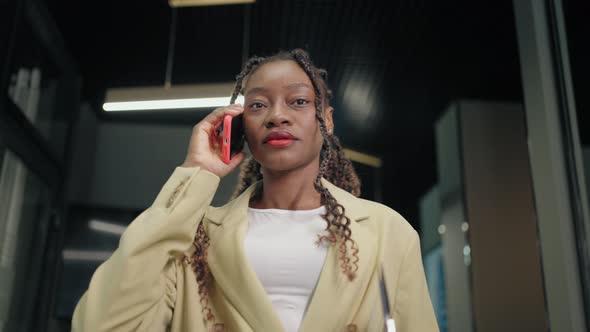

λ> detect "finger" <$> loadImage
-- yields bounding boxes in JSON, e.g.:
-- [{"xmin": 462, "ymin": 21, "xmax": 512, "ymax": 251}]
[
  {"xmin": 208, "ymin": 126, "xmax": 222, "ymax": 148},
  {"xmin": 204, "ymin": 109, "xmax": 243, "ymax": 136},
  {"xmin": 226, "ymin": 152, "xmax": 246, "ymax": 169},
  {"xmin": 211, "ymin": 105, "xmax": 245, "ymax": 135},
  {"xmin": 204, "ymin": 105, "xmax": 243, "ymax": 125}
]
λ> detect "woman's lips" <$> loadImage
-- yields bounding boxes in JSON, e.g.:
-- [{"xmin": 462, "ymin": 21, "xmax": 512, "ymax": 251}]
[
  {"xmin": 263, "ymin": 131, "xmax": 297, "ymax": 147},
  {"xmin": 265, "ymin": 138, "xmax": 295, "ymax": 147}
]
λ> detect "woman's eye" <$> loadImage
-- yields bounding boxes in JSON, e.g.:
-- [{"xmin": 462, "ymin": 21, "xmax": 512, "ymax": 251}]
[
  {"xmin": 249, "ymin": 102, "xmax": 265, "ymax": 110},
  {"xmin": 294, "ymin": 98, "xmax": 309, "ymax": 106}
]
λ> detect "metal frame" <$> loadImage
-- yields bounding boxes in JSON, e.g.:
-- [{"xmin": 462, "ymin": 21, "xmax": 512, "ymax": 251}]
[
  {"xmin": 547, "ymin": 1, "xmax": 590, "ymax": 328},
  {"xmin": 513, "ymin": 0, "xmax": 589, "ymax": 331},
  {"xmin": 0, "ymin": 0, "xmax": 81, "ymax": 330}
]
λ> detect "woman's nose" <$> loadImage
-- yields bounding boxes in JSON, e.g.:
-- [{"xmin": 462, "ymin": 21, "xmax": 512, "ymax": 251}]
[{"xmin": 264, "ymin": 105, "xmax": 291, "ymax": 128}]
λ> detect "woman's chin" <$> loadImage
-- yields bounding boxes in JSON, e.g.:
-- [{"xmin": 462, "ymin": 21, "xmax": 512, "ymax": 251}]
[
  {"xmin": 259, "ymin": 161, "xmax": 299, "ymax": 173},
  {"xmin": 257, "ymin": 155, "xmax": 315, "ymax": 174}
]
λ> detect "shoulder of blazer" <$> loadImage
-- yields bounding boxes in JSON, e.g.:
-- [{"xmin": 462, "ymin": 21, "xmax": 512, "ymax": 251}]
[{"xmin": 327, "ymin": 182, "xmax": 419, "ymax": 249}]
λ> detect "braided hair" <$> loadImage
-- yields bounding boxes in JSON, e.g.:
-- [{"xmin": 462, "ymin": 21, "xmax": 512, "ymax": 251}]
[{"xmin": 187, "ymin": 49, "xmax": 362, "ymax": 328}]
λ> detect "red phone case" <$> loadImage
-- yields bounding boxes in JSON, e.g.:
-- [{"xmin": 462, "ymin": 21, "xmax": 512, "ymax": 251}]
[{"xmin": 222, "ymin": 114, "xmax": 232, "ymax": 164}]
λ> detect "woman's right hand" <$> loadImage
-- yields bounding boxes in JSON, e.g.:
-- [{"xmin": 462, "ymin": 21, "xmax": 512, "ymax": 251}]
[{"xmin": 180, "ymin": 104, "xmax": 246, "ymax": 178}]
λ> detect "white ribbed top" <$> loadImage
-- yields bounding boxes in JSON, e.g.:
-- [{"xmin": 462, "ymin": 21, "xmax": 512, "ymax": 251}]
[{"xmin": 244, "ymin": 206, "xmax": 329, "ymax": 332}]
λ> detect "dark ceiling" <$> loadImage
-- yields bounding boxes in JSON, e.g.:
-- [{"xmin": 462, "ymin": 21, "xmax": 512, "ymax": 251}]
[{"xmin": 45, "ymin": 0, "xmax": 525, "ymax": 227}]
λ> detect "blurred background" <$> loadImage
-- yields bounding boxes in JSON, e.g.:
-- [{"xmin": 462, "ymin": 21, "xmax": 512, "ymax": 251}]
[{"xmin": 0, "ymin": 0, "xmax": 588, "ymax": 331}]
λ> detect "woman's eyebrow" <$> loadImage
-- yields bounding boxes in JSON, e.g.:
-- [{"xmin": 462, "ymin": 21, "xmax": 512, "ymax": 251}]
[
  {"xmin": 284, "ymin": 82, "xmax": 311, "ymax": 90},
  {"xmin": 245, "ymin": 83, "xmax": 311, "ymax": 97},
  {"xmin": 245, "ymin": 87, "xmax": 268, "ymax": 97}
]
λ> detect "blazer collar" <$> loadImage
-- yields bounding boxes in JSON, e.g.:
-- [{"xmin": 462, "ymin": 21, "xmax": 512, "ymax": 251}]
[
  {"xmin": 204, "ymin": 178, "xmax": 377, "ymax": 331},
  {"xmin": 205, "ymin": 178, "xmax": 370, "ymax": 225}
]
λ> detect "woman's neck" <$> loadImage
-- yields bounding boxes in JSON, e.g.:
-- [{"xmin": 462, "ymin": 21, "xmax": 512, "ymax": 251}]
[{"xmin": 249, "ymin": 163, "xmax": 322, "ymax": 210}]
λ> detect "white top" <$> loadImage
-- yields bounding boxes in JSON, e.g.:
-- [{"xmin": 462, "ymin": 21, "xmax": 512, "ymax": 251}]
[{"xmin": 244, "ymin": 206, "xmax": 329, "ymax": 332}]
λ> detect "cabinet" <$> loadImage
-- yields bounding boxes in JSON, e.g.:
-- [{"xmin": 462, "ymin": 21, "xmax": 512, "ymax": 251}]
[{"xmin": 425, "ymin": 100, "xmax": 547, "ymax": 332}]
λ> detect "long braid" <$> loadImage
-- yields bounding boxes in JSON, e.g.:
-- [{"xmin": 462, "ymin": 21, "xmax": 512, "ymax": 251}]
[
  {"xmin": 229, "ymin": 56, "xmax": 265, "ymax": 104},
  {"xmin": 290, "ymin": 49, "xmax": 359, "ymax": 280},
  {"xmin": 231, "ymin": 155, "xmax": 262, "ymax": 199},
  {"xmin": 228, "ymin": 55, "xmax": 266, "ymax": 200},
  {"xmin": 187, "ymin": 56, "xmax": 267, "ymax": 329},
  {"xmin": 324, "ymin": 134, "xmax": 361, "ymax": 196},
  {"xmin": 190, "ymin": 49, "xmax": 362, "ymax": 329}
]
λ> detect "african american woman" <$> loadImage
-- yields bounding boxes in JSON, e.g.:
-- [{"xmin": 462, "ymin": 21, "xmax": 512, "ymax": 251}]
[{"xmin": 72, "ymin": 49, "xmax": 439, "ymax": 332}]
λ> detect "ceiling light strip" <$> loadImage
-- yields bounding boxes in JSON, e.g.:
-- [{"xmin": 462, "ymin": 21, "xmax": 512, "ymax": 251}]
[
  {"xmin": 343, "ymin": 148, "xmax": 383, "ymax": 168},
  {"xmin": 103, "ymin": 96, "xmax": 244, "ymax": 112},
  {"xmin": 169, "ymin": 0, "xmax": 255, "ymax": 7}
]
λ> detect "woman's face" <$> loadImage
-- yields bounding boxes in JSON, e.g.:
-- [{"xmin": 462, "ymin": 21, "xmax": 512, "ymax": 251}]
[{"xmin": 242, "ymin": 60, "xmax": 334, "ymax": 173}]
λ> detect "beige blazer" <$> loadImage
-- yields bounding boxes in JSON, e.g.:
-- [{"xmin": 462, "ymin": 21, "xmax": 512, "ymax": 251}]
[{"xmin": 72, "ymin": 166, "xmax": 439, "ymax": 332}]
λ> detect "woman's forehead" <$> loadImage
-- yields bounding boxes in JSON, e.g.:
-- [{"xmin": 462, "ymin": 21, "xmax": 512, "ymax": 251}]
[{"xmin": 244, "ymin": 60, "xmax": 313, "ymax": 92}]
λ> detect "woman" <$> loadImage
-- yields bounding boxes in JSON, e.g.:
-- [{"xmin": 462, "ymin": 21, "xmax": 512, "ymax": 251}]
[{"xmin": 72, "ymin": 49, "xmax": 439, "ymax": 332}]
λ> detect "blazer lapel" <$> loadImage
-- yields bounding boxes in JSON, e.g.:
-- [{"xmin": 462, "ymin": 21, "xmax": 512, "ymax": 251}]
[
  {"xmin": 298, "ymin": 178, "xmax": 378, "ymax": 331},
  {"xmin": 205, "ymin": 178, "xmax": 378, "ymax": 332},
  {"xmin": 206, "ymin": 183, "xmax": 285, "ymax": 332}
]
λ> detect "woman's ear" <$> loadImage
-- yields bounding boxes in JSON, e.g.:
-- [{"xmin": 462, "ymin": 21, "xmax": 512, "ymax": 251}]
[{"xmin": 325, "ymin": 106, "xmax": 334, "ymax": 135}]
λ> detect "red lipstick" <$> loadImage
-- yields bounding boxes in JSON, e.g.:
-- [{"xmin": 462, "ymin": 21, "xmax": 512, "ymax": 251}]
[{"xmin": 263, "ymin": 131, "xmax": 297, "ymax": 147}]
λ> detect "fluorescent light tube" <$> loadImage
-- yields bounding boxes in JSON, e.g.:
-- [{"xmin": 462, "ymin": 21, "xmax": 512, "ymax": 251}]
[
  {"xmin": 103, "ymin": 96, "xmax": 244, "ymax": 111},
  {"xmin": 89, "ymin": 219, "xmax": 127, "ymax": 235},
  {"xmin": 62, "ymin": 249, "xmax": 113, "ymax": 262},
  {"xmin": 343, "ymin": 148, "xmax": 383, "ymax": 168},
  {"xmin": 169, "ymin": 0, "xmax": 255, "ymax": 7},
  {"xmin": 102, "ymin": 83, "xmax": 244, "ymax": 112}
]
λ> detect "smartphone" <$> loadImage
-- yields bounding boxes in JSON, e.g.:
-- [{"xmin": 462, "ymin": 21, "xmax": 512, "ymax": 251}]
[{"xmin": 218, "ymin": 113, "xmax": 245, "ymax": 164}]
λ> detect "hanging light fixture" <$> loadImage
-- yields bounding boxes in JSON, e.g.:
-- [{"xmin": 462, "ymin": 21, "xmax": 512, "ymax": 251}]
[
  {"xmin": 102, "ymin": 83, "xmax": 243, "ymax": 111},
  {"xmin": 169, "ymin": 0, "xmax": 254, "ymax": 7},
  {"xmin": 103, "ymin": 4, "xmax": 248, "ymax": 112}
]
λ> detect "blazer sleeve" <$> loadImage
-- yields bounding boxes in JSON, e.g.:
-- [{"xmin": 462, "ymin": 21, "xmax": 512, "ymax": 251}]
[
  {"xmin": 71, "ymin": 166, "xmax": 220, "ymax": 332},
  {"xmin": 392, "ymin": 230, "xmax": 440, "ymax": 332}
]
